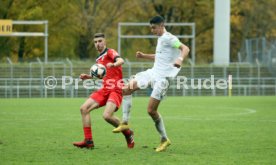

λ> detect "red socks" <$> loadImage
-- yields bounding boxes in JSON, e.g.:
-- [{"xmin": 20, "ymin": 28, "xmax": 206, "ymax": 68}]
[
  {"xmin": 84, "ymin": 126, "xmax": 129, "ymax": 140},
  {"xmin": 83, "ymin": 127, "xmax": 92, "ymax": 140},
  {"xmin": 122, "ymin": 129, "xmax": 131, "ymax": 137}
]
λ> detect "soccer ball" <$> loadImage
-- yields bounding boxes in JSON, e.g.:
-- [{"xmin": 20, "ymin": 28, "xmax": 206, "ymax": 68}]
[{"xmin": 90, "ymin": 63, "xmax": 106, "ymax": 79}]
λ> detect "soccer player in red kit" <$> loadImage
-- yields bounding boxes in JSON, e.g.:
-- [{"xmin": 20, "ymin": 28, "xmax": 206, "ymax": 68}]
[{"xmin": 73, "ymin": 33, "xmax": 134, "ymax": 149}]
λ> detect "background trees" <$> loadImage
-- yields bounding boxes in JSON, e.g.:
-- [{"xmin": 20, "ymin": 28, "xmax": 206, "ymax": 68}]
[{"xmin": 0, "ymin": 0, "xmax": 275, "ymax": 63}]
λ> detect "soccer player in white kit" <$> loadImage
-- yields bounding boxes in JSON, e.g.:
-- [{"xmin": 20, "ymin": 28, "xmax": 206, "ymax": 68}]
[{"xmin": 113, "ymin": 16, "xmax": 190, "ymax": 152}]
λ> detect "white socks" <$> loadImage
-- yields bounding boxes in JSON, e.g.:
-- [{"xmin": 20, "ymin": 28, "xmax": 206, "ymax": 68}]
[
  {"xmin": 122, "ymin": 95, "xmax": 167, "ymax": 141},
  {"xmin": 122, "ymin": 95, "xmax": 132, "ymax": 124},
  {"xmin": 154, "ymin": 115, "xmax": 168, "ymax": 140}
]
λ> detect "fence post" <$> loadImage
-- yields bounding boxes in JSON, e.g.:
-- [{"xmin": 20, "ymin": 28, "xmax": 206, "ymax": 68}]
[
  {"xmin": 125, "ymin": 59, "xmax": 132, "ymax": 78},
  {"xmin": 236, "ymin": 63, "xmax": 241, "ymax": 95},
  {"xmin": 37, "ymin": 58, "xmax": 44, "ymax": 98},
  {"xmin": 66, "ymin": 58, "xmax": 73, "ymax": 76},
  {"xmin": 29, "ymin": 62, "xmax": 33, "ymax": 98},
  {"xmin": 189, "ymin": 59, "xmax": 194, "ymax": 96},
  {"xmin": 262, "ymin": 79, "xmax": 265, "ymax": 95},
  {"xmin": 249, "ymin": 64, "xmax": 253, "ymax": 95},
  {"xmin": 66, "ymin": 58, "xmax": 74, "ymax": 98},
  {"xmin": 17, "ymin": 79, "xmax": 19, "ymax": 98},
  {"xmin": 261, "ymin": 37, "xmax": 266, "ymax": 63},
  {"xmin": 5, "ymin": 79, "xmax": 7, "ymax": 98},
  {"xmin": 62, "ymin": 63, "xmax": 66, "ymax": 98},
  {"xmin": 52, "ymin": 63, "xmax": 55, "ymax": 98},
  {"xmin": 7, "ymin": 57, "xmax": 13, "ymax": 98},
  {"xmin": 256, "ymin": 59, "xmax": 261, "ymax": 95},
  {"xmin": 237, "ymin": 52, "xmax": 242, "ymax": 63}
]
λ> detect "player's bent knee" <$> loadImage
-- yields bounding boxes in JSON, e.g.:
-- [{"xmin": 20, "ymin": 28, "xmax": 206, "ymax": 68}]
[
  {"xmin": 148, "ymin": 106, "xmax": 159, "ymax": 117},
  {"xmin": 147, "ymin": 108, "xmax": 154, "ymax": 116},
  {"xmin": 102, "ymin": 112, "xmax": 112, "ymax": 121},
  {"xmin": 80, "ymin": 106, "xmax": 89, "ymax": 115}
]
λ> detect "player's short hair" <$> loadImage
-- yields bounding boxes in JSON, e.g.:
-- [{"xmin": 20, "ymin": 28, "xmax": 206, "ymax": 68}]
[
  {"xmin": 94, "ymin": 33, "xmax": 105, "ymax": 38},
  {"xmin": 149, "ymin": 16, "xmax": 165, "ymax": 25}
]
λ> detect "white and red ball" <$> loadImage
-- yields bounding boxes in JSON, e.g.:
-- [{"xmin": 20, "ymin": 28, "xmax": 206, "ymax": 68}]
[{"xmin": 90, "ymin": 64, "xmax": 106, "ymax": 79}]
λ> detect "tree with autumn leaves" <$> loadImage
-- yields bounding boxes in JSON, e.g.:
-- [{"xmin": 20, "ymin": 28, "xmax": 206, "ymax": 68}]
[{"xmin": 0, "ymin": 0, "xmax": 275, "ymax": 64}]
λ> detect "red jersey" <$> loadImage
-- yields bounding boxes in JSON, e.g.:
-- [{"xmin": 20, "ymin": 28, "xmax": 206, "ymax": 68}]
[{"xmin": 96, "ymin": 48, "xmax": 123, "ymax": 90}]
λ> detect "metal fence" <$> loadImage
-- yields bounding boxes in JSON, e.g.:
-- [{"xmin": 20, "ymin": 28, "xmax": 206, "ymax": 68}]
[
  {"xmin": 0, "ymin": 59, "xmax": 275, "ymax": 98},
  {"xmin": 267, "ymin": 40, "xmax": 276, "ymax": 76},
  {"xmin": 244, "ymin": 37, "xmax": 276, "ymax": 76}
]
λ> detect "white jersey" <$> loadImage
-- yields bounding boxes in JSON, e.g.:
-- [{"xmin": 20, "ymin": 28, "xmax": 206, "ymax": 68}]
[{"xmin": 151, "ymin": 32, "xmax": 181, "ymax": 78}]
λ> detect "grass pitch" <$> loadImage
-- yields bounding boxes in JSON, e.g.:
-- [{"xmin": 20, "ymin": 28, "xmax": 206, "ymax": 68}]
[{"xmin": 0, "ymin": 96, "xmax": 275, "ymax": 164}]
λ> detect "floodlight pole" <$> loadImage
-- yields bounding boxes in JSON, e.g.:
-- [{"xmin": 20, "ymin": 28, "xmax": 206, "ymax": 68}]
[{"xmin": 214, "ymin": 0, "xmax": 230, "ymax": 65}]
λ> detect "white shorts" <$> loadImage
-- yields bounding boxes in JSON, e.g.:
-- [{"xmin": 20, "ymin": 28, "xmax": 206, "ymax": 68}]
[{"xmin": 134, "ymin": 69, "xmax": 169, "ymax": 100}]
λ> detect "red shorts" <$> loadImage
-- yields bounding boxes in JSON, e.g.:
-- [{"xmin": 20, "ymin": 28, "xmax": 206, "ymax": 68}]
[{"xmin": 90, "ymin": 88, "xmax": 122, "ymax": 109}]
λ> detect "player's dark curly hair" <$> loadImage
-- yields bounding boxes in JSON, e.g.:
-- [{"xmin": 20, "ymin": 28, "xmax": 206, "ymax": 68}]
[{"xmin": 149, "ymin": 16, "xmax": 165, "ymax": 24}]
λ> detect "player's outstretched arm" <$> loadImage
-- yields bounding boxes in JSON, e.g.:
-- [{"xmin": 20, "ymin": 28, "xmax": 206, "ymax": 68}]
[
  {"xmin": 174, "ymin": 44, "xmax": 190, "ymax": 68},
  {"xmin": 136, "ymin": 51, "xmax": 155, "ymax": 60},
  {"xmin": 106, "ymin": 57, "xmax": 124, "ymax": 68},
  {"xmin": 79, "ymin": 73, "xmax": 92, "ymax": 80}
]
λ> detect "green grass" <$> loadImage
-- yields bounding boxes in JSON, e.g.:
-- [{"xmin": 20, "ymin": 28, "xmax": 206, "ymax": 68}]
[{"xmin": 0, "ymin": 97, "xmax": 276, "ymax": 165}]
